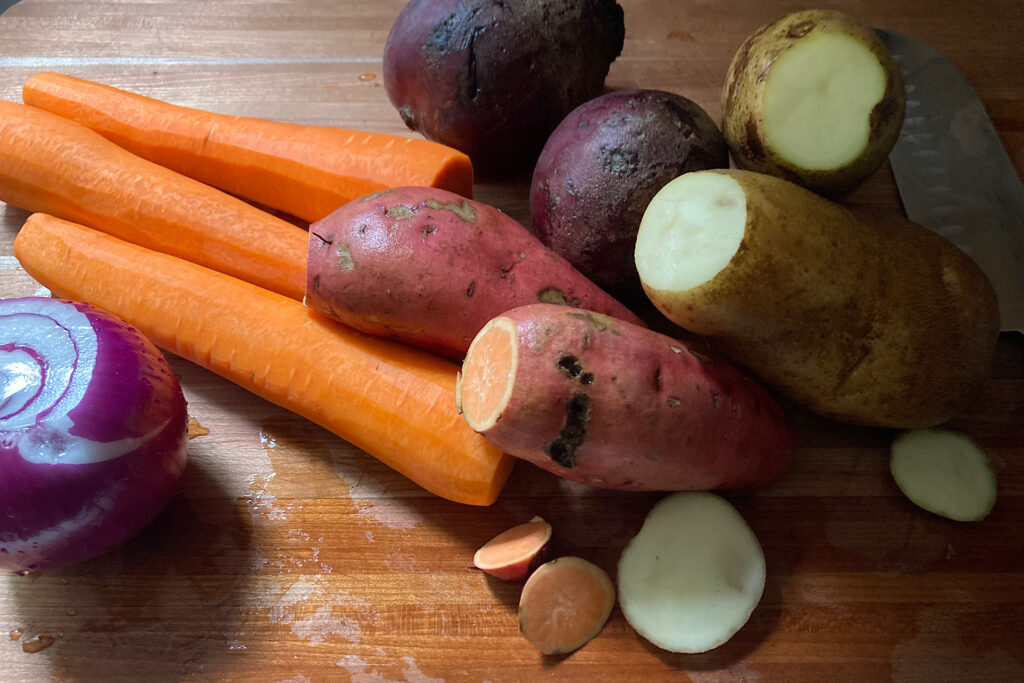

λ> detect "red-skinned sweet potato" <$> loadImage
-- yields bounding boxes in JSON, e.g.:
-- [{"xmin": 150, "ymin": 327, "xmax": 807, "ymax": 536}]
[
  {"xmin": 305, "ymin": 187, "xmax": 644, "ymax": 359},
  {"xmin": 457, "ymin": 304, "xmax": 793, "ymax": 491}
]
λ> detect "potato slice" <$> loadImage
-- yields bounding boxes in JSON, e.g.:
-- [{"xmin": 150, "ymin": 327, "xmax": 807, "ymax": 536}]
[
  {"xmin": 890, "ymin": 429, "xmax": 997, "ymax": 521},
  {"xmin": 617, "ymin": 492, "xmax": 765, "ymax": 653},
  {"xmin": 721, "ymin": 9, "xmax": 905, "ymax": 197}
]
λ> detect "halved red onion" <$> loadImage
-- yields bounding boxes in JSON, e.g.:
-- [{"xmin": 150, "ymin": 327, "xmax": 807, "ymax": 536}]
[{"xmin": 1, "ymin": 297, "xmax": 188, "ymax": 572}]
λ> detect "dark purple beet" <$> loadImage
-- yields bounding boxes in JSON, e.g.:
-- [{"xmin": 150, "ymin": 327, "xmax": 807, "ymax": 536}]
[{"xmin": 530, "ymin": 89, "xmax": 729, "ymax": 302}]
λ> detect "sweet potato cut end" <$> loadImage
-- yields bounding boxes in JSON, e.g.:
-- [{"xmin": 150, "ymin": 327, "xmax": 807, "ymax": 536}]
[
  {"xmin": 518, "ymin": 556, "xmax": 615, "ymax": 655},
  {"xmin": 473, "ymin": 516, "xmax": 552, "ymax": 580},
  {"xmin": 459, "ymin": 316, "xmax": 518, "ymax": 432}
]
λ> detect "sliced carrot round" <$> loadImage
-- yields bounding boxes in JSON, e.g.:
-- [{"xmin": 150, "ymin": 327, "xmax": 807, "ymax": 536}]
[
  {"xmin": 460, "ymin": 316, "xmax": 518, "ymax": 431},
  {"xmin": 518, "ymin": 556, "xmax": 615, "ymax": 655}
]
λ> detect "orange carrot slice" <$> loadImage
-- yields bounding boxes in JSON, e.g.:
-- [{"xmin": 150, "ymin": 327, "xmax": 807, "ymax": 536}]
[
  {"xmin": 23, "ymin": 72, "xmax": 474, "ymax": 222},
  {"xmin": 473, "ymin": 516, "xmax": 552, "ymax": 580},
  {"xmin": 0, "ymin": 99, "xmax": 307, "ymax": 300},
  {"xmin": 518, "ymin": 556, "xmax": 615, "ymax": 655},
  {"xmin": 14, "ymin": 213, "xmax": 514, "ymax": 506}
]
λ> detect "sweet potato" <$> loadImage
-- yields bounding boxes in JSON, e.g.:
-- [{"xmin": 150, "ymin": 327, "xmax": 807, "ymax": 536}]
[
  {"xmin": 634, "ymin": 169, "xmax": 999, "ymax": 428},
  {"xmin": 518, "ymin": 556, "xmax": 615, "ymax": 655},
  {"xmin": 473, "ymin": 516, "xmax": 552, "ymax": 581},
  {"xmin": 457, "ymin": 303, "xmax": 793, "ymax": 491},
  {"xmin": 306, "ymin": 187, "xmax": 644, "ymax": 359}
]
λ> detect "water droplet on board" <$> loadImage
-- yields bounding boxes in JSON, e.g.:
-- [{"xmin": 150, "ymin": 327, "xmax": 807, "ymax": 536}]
[
  {"xmin": 21, "ymin": 632, "xmax": 55, "ymax": 653},
  {"xmin": 8, "ymin": 629, "xmax": 23, "ymax": 641},
  {"xmin": 358, "ymin": 72, "xmax": 376, "ymax": 82}
]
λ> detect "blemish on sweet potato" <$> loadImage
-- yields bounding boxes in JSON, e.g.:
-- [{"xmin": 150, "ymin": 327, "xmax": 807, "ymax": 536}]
[
  {"xmin": 423, "ymin": 198, "xmax": 477, "ymax": 222},
  {"xmin": 386, "ymin": 205, "xmax": 416, "ymax": 219},
  {"xmin": 466, "ymin": 280, "xmax": 476, "ymax": 297},
  {"xmin": 336, "ymin": 244, "xmax": 356, "ymax": 270},
  {"xmin": 547, "ymin": 393, "xmax": 591, "ymax": 468},
  {"xmin": 537, "ymin": 287, "xmax": 568, "ymax": 305},
  {"xmin": 422, "ymin": 223, "xmax": 438, "ymax": 236},
  {"xmin": 667, "ymin": 396, "xmax": 682, "ymax": 408},
  {"xmin": 556, "ymin": 354, "xmax": 584, "ymax": 379},
  {"xmin": 310, "ymin": 230, "xmax": 333, "ymax": 247}
]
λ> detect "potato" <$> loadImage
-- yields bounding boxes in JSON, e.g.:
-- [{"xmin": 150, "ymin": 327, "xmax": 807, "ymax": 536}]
[
  {"xmin": 530, "ymin": 89, "xmax": 729, "ymax": 301},
  {"xmin": 457, "ymin": 303, "xmax": 794, "ymax": 491},
  {"xmin": 305, "ymin": 187, "xmax": 644, "ymax": 360},
  {"xmin": 721, "ymin": 9, "xmax": 906, "ymax": 197},
  {"xmin": 618, "ymin": 492, "xmax": 766, "ymax": 653},
  {"xmin": 634, "ymin": 169, "xmax": 1000, "ymax": 428},
  {"xmin": 382, "ymin": 0, "xmax": 625, "ymax": 171}
]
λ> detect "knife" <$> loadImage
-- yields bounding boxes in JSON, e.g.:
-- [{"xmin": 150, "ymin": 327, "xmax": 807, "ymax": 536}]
[{"xmin": 875, "ymin": 28, "xmax": 1024, "ymax": 334}]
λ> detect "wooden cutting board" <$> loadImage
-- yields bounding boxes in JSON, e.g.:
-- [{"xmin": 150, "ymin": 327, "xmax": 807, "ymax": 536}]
[{"xmin": 1, "ymin": 1, "xmax": 1022, "ymax": 680}]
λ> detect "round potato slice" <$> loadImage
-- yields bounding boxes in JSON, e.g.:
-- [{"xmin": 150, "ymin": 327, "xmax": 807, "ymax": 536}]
[
  {"xmin": 890, "ymin": 429, "xmax": 997, "ymax": 522},
  {"xmin": 617, "ymin": 492, "xmax": 766, "ymax": 653}
]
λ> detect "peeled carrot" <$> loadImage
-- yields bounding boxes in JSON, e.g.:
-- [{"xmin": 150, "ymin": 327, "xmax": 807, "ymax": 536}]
[
  {"xmin": 0, "ymin": 99, "xmax": 307, "ymax": 300},
  {"xmin": 14, "ymin": 213, "xmax": 515, "ymax": 506},
  {"xmin": 23, "ymin": 72, "xmax": 474, "ymax": 222}
]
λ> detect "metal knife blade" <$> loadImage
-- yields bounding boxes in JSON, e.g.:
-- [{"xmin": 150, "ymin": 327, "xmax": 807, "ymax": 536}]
[{"xmin": 875, "ymin": 28, "xmax": 1024, "ymax": 333}]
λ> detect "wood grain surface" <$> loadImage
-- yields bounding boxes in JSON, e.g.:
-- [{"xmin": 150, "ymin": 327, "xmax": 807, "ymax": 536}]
[{"xmin": 1, "ymin": 1, "xmax": 1022, "ymax": 681}]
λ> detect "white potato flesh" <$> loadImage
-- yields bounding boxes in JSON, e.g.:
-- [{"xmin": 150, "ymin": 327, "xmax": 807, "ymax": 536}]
[
  {"xmin": 762, "ymin": 32, "xmax": 887, "ymax": 170},
  {"xmin": 634, "ymin": 173, "xmax": 746, "ymax": 292},
  {"xmin": 617, "ymin": 492, "xmax": 766, "ymax": 653},
  {"xmin": 890, "ymin": 429, "xmax": 997, "ymax": 522}
]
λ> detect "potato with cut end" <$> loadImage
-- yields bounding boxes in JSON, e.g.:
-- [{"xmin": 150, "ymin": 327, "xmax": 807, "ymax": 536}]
[
  {"xmin": 473, "ymin": 516, "xmax": 553, "ymax": 581},
  {"xmin": 722, "ymin": 9, "xmax": 906, "ymax": 197},
  {"xmin": 634, "ymin": 169, "xmax": 999, "ymax": 428},
  {"xmin": 617, "ymin": 492, "xmax": 766, "ymax": 653},
  {"xmin": 890, "ymin": 429, "xmax": 997, "ymax": 521},
  {"xmin": 518, "ymin": 556, "xmax": 615, "ymax": 655}
]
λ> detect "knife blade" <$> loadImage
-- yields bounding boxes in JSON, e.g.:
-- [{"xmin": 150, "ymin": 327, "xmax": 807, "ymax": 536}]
[{"xmin": 875, "ymin": 28, "xmax": 1024, "ymax": 333}]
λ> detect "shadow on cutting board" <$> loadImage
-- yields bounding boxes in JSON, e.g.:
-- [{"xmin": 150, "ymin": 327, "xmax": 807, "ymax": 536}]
[{"xmin": 7, "ymin": 456, "xmax": 256, "ymax": 681}]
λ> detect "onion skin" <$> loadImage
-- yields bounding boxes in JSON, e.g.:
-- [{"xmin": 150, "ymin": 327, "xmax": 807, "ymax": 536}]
[{"xmin": 0, "ymin": 297, "xmax": 188, "ymax": 572}]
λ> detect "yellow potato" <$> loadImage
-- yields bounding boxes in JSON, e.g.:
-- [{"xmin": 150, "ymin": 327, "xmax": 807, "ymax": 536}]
[
  {"xmin": 634, "ymin": 169, "xmax": 999, "ymax": 428},
  {"xmin": 722, "ymin": 9, "xmax": 906, "ymax": 197}
]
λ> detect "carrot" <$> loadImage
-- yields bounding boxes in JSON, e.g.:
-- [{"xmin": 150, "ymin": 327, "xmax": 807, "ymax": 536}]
[
  {"xmin": 13, "ymin": 213, "xmax": 515, "ymax": 506},
  {"xmin": 518, "ymin": 556, "xmax": 616, "ymax": 655},
  {"xmin": 0, "ymin": 99, "xmax": 307, "ymax": 300},
  {"xmin": 23, "ymin": 72, "xmax": 474, "ymax": 222}
]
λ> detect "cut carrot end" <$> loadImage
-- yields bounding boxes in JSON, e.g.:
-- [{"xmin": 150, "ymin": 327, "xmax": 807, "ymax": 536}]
[
  {"xmin": 473, "ymin": 516, "xmax": 552, "ymax": 580},
  {"xmin": 431, "ymin": 154, "xmax": 475, "ymax": 199},
  {"xmin": 460, "ymin": 317, "xmax": 518, "ymax": 432},
  {"xmin": 518, "ymin": 556, "xmax": 615, "ymax": 655}
]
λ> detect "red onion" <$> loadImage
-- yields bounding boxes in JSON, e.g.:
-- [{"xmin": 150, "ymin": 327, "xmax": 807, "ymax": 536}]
[{"xmin": 1, "ymin": 297, "xmax": 188, "ymax": 572}]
